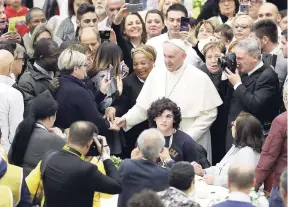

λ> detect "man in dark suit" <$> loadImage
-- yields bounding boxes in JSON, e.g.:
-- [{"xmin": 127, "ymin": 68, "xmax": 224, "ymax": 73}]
[
  {"xmin": 224, "ymin": 38, "xmax": 279, "ymax": 151},
  {"xmin": 117, "ymin": 128, "xmax": 170, "ymax": 207},
  {"xmin": 26, "ymin": 121, "xmax": 122, "ymax": 207}
]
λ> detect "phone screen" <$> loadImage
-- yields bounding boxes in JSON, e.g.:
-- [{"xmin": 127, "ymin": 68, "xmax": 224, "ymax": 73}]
[
  {"xmin": 127, "ymin": 3, "xmax": 144, "ymax": 12},
  {"xmin": 180, "ymin": 17, "xmax": 190, "ymax": 32},
  {"xmin": 239, "ymin": 5, "xmax": 249, "ymax": 14}
]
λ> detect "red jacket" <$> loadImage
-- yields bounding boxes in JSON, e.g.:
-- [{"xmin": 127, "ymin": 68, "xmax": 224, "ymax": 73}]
[
  {"xmin": 255, "ymin": 111, "xmax": 287, "ymax": 188},
  {"xmin": 5, "ymin": 6, "xmax": 29, "ymax": 37}
]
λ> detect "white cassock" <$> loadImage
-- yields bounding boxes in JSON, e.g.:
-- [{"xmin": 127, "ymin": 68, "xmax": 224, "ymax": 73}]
[
  {"xmin": 146, "ymin": 33, "xmax": 203, "ymax": 68},
  {"xmin": 122, "ymin": 62, "xmax": 223, "ymax": 162}
]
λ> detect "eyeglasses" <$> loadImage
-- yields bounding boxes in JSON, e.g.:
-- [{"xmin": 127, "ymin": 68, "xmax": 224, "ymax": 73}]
[
  {"xmin": 234, "ymin": 24, "xmax": 251, "ymax": 30},
  {"xmin": 240, "ymin": 0, "xmax": 263, "ymax": 5},
  {"xmin": 79, "ymin": 64, "xmax": 88, "ymax": 67},
  {"xmin": 219, "ymin": 0, "xmax": 234, "ymax": 5}
]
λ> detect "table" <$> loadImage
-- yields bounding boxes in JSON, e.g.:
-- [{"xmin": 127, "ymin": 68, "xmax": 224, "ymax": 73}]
[{"xmin": 100, "ymin": 175, "xmax": 229, "ymax": 207}]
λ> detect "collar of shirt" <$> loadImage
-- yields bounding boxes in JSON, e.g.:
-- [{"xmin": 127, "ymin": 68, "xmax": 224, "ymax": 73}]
[
  {"xmin": 71, "ymin": 15, "xmax": 77, "ymax": 32},
  {"xmin": 9, "ymin": 73, "xmax": 16, "ymax": 81},
  {"xmin": 248, "ymin": 61, "xmax": 264, "ymax": 76},
  {"xmin": 167, "ymin": 62, "xmax": 187, "ymax": 76},
  {"xmin": 137, "ymin": 76, "xmax": 145, "ymax": 83},
  {"xmin": 34, "ymin": 62, "xmax": 54, "ymax": 79},
  {"xmin": 270, "ymin": 44, "xmax": 282, "ymax": 55},
  {"xmin": 0, "ymin": 75, "xmax": 16, "ymax": 87},
  {"xmin": 35, "ymin": 122, "xmax": 49, "ymax": 131},
  {"xmin": 228, "ymin": 192, "xmax": 251, "ymax": 203}
]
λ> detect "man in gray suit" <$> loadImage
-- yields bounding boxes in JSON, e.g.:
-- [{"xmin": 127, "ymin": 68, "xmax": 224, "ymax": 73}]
[{"xmin": 251, "ymin": 19, "xmax": 287, "ymax": 88}]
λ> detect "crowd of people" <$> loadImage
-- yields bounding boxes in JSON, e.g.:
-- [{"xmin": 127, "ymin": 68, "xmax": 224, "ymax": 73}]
[{"xmin": 0, "ymin": 0, "xmax": 287, "ymax": 207}]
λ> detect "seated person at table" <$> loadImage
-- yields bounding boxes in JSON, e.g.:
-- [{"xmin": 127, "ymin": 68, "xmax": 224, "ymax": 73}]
[
  {"xmin": 192, "ymin": 112, "xmax": 263, "ymax": 187},
  {"xmin": 213, "ymin": 163, "xmax": 259, "ymax": 207},
  {"xmin": 158, "ymin": 161, "xmax": 201, "ymax": 207},
  {"xmin": 117, "ymin": 128, "xmax": 169, "ymax": 207},
  {"xmin": 146, "ymin": 98, "xmax": 199, "ymax": 163}
]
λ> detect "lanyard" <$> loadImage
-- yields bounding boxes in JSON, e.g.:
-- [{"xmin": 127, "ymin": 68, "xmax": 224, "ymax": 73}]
[{"xmin": 63, "ymin": 145, "xmax": 85, "ymax": 161}]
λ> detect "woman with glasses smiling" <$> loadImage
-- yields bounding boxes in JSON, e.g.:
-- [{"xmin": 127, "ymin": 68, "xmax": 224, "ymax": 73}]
[{"xmin": 232, "ymin": 13, "xmax": 254, "ymax": 41}]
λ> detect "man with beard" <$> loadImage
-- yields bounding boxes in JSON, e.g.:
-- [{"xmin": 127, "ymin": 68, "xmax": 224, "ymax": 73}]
[
  {"xmin": 93, "ymin": 0, "xmax": 107, "ymax": 22},
  {"xmin": 18, "ymin": 39, "xmax": 61, "ymax": 117}
]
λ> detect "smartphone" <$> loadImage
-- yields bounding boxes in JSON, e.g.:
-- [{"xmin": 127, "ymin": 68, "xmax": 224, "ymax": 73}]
[
  {"xmin": 107, "ymin": 64, "xmax": 113, "ymax": 80},
  {"xmin": 262, "ymin": 53, "xmax": 277, "ymax": 68},
  {"xmin": 239, "ymin": 4, "xmax": 249, "ymax": 14},
  {"xmin": 8, "ymin": 22, "xmax": 16, "ymax": 36},
  {"xmin": 127, "ymin": 3, "xmax": 144, "ymax": 12},
  {"xmin": 99, "ymin": 30, "xmax": 110, "ymax": 40},
  {"xmin": 180, "ymin": 17, "xmax": 190, "ymax": 32}
]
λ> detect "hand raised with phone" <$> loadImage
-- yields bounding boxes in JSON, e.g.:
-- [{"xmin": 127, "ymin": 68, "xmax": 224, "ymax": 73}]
[{"xmin": 113, "ymin": 3, "xmax": 129, "ymax": 25}]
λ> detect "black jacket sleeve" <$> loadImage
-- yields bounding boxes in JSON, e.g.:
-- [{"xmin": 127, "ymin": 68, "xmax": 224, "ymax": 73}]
[
  {"xmin": 183, "ymin": 140, "xmax": 199, "ymax": 163},
  {"xmin": 90, "ymin": 159, "xmax": 122, "ymax": 194},
  {"xmin": 113, "ymin": 79, "xmax": 131, "ymax": 117},
  {"xmin": 78, "ymin": 90, "xmax": 110, "ymax": 133}
]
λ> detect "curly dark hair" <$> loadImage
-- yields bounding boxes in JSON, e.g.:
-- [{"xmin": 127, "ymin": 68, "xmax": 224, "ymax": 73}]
[
  {"xmin": 147, "ymin": 98, "xmax": 182, "ymax": 129},
  {"xmin": 234, "ymin": 112, "xmax": 264, "ymax": 153}
]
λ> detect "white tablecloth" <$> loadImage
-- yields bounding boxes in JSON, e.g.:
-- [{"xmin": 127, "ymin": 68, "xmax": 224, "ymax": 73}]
[{"xmin": 100, "ymin": 176, "xmax": 229, "ymax": 207}]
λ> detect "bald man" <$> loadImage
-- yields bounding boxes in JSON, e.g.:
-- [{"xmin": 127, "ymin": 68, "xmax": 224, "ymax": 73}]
[
  {"xmin": 79, "ymin": 27, "xmax": 100, "ymax": 53},
  {"xmin": 213, "ymin": 163, "xmax": 258, "ymax": 207},
  {"xmin": 258, "ymin": 3, "xmax": 282, "ymax": 40},
  {"xmin": 0, "ymin": 50, "xmax": 24, "ymax": 152}
]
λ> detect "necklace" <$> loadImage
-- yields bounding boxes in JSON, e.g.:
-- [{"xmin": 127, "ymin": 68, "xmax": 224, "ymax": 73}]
[
  {"xmin": 167, "ymin": 129, "xmax": 177, "ymax": 149},
  {"xmin": 165, "ymin": 65, "xmax": 186, "ymax": 98}
]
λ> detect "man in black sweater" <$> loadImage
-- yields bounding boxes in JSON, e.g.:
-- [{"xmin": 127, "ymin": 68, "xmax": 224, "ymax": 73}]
[{"xmin": 26, "ymin": 121, "xmax": 121, "ymax": 207}]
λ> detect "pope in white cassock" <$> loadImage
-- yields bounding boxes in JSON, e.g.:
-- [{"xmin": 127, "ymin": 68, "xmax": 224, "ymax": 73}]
[{"xmin": 116, "ymin": 39, "xmax": 223, "ymax": 162}]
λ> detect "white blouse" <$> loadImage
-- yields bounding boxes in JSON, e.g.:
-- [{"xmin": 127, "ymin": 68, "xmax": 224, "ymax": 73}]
[{"xmin": 204, "ymin": 145, "xmax": 260, "ymax": 187}]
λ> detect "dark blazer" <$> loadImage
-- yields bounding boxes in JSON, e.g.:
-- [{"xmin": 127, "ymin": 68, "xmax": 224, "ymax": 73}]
[
  {"xmin": 42, "ymin": 149, "xmax": 121, "ymax": 207},
  {"xmin": 112, "ymin": 73, "xmax": 149, "ymax": 157},
  {"xmin": 112, "ymin": 24, "xmax": 135, "ymax": 74},
  {"xmin": 54, "ymin": 75, "xmax": 110, "ymax": 132},
  {"xmin": 117, "ymin": 159, "xmax": 169, "ymax": 207},
  {"xmin": 225, "ymin": 64, "xmax": 280, "ymax": 151}
]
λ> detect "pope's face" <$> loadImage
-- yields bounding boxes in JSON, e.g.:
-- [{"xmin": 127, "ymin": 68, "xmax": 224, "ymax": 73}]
[
  {"xmin": 163, "ymin": 43, "xmax": 186, "ymax": 72},
  {"xmin": 154, "ymin": 110, "xmax": 174, "ymax": 132}
]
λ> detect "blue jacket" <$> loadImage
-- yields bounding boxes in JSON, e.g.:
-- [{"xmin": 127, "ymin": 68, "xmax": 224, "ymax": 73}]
[
  {"xmin": 54, "ymin": 75, "xmax": 110, "ymax": 132},
  {"xmin": 0, "ymin": 159, "xmax": 32, "ymax": 207}
]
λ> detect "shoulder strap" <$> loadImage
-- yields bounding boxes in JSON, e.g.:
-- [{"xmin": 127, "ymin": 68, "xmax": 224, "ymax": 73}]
[{"xmin": 40, "ymin": 151, "xmax": 58, "ymax": 178}]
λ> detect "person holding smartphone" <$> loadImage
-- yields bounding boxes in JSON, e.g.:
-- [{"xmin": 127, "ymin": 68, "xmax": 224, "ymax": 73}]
[{"xmin": 26, "ymin": 121, "xmax": 121, "ymax": 207}]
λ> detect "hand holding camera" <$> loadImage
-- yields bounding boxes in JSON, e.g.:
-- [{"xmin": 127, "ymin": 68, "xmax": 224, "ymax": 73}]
[{"xmin": 93, "ymin": 135, "xmax": 110, "ymax": 157}]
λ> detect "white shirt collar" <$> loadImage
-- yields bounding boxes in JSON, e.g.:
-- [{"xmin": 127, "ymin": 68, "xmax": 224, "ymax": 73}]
[
  {"xmin": 35, "ymin": 123, "xmax": 49, "ymax": 131},
  {"xmin": 270, "ymin": 44, "xmax": 282, "ymax": 55},
  {"xmin": 248, "ymin": 61, "xmax": 264, "ymax": 76},
  {"xmin": 228, "ymin": 192, "xmax": 251, "ymax": 203},
  {"xmin": 167, "ymin": 62, "xmax": 187, "ymax": 75},
  {"xmin": 137, "ymin": 76, "xmax": 145, "ymax": 83},
  {"xmin": 10, "ymin": 73, "xmax": 16, "ymax": 81},
  {"xmin": 0, "ymin": 75, "xmax": 16, "ymax": 87}
]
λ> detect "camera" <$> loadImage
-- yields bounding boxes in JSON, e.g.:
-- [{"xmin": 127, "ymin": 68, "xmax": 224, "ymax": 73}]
[
  {"xmin": 99, "ymin": 30, "xmax": 111, "ymax": 43},
  {"xmin": 217, "ymin": 53, "xmax": 237, "ymax": 73},
  {"xmin": 86, "ymin": 134, "xmax": 103, "ymax": 156}
]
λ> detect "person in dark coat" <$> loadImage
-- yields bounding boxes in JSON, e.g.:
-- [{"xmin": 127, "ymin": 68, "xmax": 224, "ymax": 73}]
[
  {"xmin": 26, "ymin": 121, "xmax": 122, "ymax": 207},
  {"xmin": 197, "ymin": 0, "xmax": 239, "ymax": 23},
  {"xmin": 224, "ymin": 38, "xmax": 279, "ymax": 151},
  {"xmin": 8, "ymin": 91, "xmax": 65, "ymax": 178},
  {"xmin": 112, "ymin": 5, "xmax": 147, "ymax": 74},
  {"xmin": 105, "ymin": 45, "xmax": 155, "ymax": 158},
  {"xmin": 200, "ymin": 42, "xmax": 227, "ymax": 164},
  {"xmin": 54, "ymin": 48, "xmax": 119, "ymax": 134},
  {"xmin": 117, "ymin": 129, "xmax": 170, "ymax": 207},
  {"xmin": 18, "ymin": 39, "xmax": 61, "ymax": 117}
]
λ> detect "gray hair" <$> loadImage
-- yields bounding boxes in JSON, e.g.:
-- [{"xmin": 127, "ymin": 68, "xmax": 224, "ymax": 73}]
[
  {"xmin": 281, "ymin": 169, "xmax": 287, "ymax": 194},
  {"xmin": 25, "ymin": 7, "xmax": 43, "ymax": 24},
  {"xmin": 58, "ymin": 48, "xmax": 87, "ymax": 71},
  {"xmin": 228, "ymin": 163, "xmax": 255, "ymax": 190},
  {"xmin": 236, "ymin": 38, "xmax": 261, "ymax": 60},
  {"xmin": 79, "ymin": 27, "xmax": 100, "ymax": 43},
  {"xmin": 31, "ymin": 24, "xmax": 53, "ymax": 48},
  {"xmin": 137, "ymin": 128, "xmax": 165, "ymax": 160}
]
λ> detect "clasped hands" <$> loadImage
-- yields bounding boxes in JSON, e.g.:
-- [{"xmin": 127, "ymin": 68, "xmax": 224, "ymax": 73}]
[
  {"xmin": 191, "ymin": 161, "xmax": 215, "ymax": 185},
  {"xmin": 104, "ymin": 107, "xmax": 127, "ymax": 131}
]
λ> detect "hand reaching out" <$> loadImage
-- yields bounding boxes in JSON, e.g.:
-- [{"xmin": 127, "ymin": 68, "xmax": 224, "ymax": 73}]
[{"xmin": 115, "ymin": 117, "xmax": 127, "ymax": 128}]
